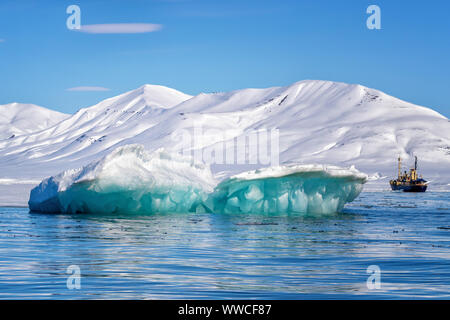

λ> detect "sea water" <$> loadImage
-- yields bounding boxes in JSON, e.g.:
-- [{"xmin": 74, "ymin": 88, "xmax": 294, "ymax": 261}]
[{"xmin": 0, "ymin": 191, "xmax": 449, "ymax": 299}]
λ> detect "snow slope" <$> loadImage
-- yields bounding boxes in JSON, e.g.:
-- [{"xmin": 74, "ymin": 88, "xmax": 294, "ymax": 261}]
[
  {"xmin": 1, "ymin": 80, "xmax": 450, "ymax": 205},
  {"xmin": 0, "ymin": 103, "xmax": 69, "ymax": 140},
  {"xmin": 0, "ymin": 85, "xmax": 192, "ymax": 177}
]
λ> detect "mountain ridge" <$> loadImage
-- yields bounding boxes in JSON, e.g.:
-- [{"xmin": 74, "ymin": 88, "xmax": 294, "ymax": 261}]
[
  {"xmin": 0, "ymin": 102, "xmax": 69, "ymax": 140},
  {"xmin": 0, "ymin": 80, "xmax": 449, "ymax": 198}
]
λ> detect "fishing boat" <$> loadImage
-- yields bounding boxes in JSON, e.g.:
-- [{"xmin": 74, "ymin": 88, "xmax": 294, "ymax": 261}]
[{"xmin": 389, "ymin": 156, "xmax": 427, "ymax": 192}]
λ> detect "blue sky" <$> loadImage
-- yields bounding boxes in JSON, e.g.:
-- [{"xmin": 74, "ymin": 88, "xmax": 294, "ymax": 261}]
[{"xmin": 0, "ymin": 0, "xmax": 449, "ymax": 117}]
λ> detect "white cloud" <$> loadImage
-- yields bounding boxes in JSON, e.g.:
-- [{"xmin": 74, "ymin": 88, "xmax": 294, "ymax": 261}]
[
  {"xmin": 76, "ymin": 23, "xmax": 162, "ymax": 34},
  {"xmin": 66, "ymin": 86, "xmax": 111, "ymax": 92}
]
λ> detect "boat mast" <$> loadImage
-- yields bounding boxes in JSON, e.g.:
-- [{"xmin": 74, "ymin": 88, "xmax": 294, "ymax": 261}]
[{"xmin": 398, "ymin": 156, "xmax": 401, "ymax": 179}]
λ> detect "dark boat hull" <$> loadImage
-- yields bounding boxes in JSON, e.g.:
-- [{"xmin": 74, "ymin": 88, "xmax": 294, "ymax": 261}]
[{"xmin": 390, "ymin": 184, "xmax": 427, "ymax": 192}]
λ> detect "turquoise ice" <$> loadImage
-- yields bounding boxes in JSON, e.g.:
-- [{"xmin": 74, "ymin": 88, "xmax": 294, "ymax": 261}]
[
  {"xmin": 29, "ymin": 145, "xmax": 215, "ymax": 214},
  {"xmin": 29, "ymin": 145, "xmax": 367, "ymax": 214},
  {"xmin": 207, "ymin": 169, "xmax": 366, "ymax": 214}
]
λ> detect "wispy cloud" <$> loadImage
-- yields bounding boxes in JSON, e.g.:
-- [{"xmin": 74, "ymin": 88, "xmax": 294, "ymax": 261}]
[
  {"xmin": 66, "ymin": 86, "xmax": 111, "ymax": 92},
  {"xmin": 76, "ymin": 23, "xmax": 162, "ymax": 34},
  {"xmin": 0, "ymin": 39, "xmax": 5, "ymax": 43}
]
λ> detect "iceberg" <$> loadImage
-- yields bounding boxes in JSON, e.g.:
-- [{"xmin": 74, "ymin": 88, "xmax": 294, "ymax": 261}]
[
  {"xmin": 28, "ymin": 145, "xmax": 216, "ymax": 214},
  {"xmin": 207, "ymin": 165, "xmax": 367, "ymax": 214},
  {"xmin": 29, "ymin": 144, "xmax": 367, "ymax": 214}
]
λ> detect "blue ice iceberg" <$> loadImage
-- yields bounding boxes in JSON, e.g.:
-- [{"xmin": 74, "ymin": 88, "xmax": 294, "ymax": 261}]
[
  {"xmin": 28, "ymin": 145, "xmax": 216, "ymax": 214},
  {"xmin": 207, "ymin": 166, "xmax": 367, "ymax": 214},
  {"xmin": 29, "ymin": 144, "xmax": 367, "ymax": 214}
]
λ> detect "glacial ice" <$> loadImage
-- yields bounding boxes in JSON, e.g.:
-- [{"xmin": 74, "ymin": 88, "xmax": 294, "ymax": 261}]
[
  {"xmin": 207, "ymin": 165, "xmax": 367, "ymax": 214},
  {"xmin": 29, "ymin": 145, "xmax": 367, "ymax": 214},
  {"xmin": 28, "ymin": 145, "xmax": 216, "ymax": 214}
]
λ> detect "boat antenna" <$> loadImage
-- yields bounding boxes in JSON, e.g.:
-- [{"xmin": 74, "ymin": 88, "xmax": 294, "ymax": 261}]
[
  {"xmin": 398, "ymin": 155, "xmax": 401, "ymax": 179},
  {"xmin": 415, "ymin": 156, "xmax": 417, "ymax": 171}
]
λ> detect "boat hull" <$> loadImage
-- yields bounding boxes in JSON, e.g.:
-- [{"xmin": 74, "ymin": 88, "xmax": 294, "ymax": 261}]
[{"xmin": 390, "ymin": 184, "xmax": 427, "ymax": 192}]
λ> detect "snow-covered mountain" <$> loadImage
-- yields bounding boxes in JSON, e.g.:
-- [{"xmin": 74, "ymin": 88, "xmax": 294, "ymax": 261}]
[
  {"xmin": 0, "ymin": 85, "xmax": 192, "ymax": 174},
  {"xmin": 1, "ymin": 80, "xmax": 449, "ymax": 205},
  {"xmin": 0, "ymin": 103, "xmax": 69, "ymax": 140}
]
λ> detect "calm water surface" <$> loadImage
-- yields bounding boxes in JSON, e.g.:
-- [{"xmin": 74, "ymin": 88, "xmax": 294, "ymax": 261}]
[{"xmin": 0, "ymin": 191, "xmax": 449, "ymax": 299}]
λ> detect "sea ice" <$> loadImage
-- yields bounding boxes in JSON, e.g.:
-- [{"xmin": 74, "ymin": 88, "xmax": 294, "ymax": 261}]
[{"xmin": 29, "ymin": 145, "xmax": 367, "ymax": 214}]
